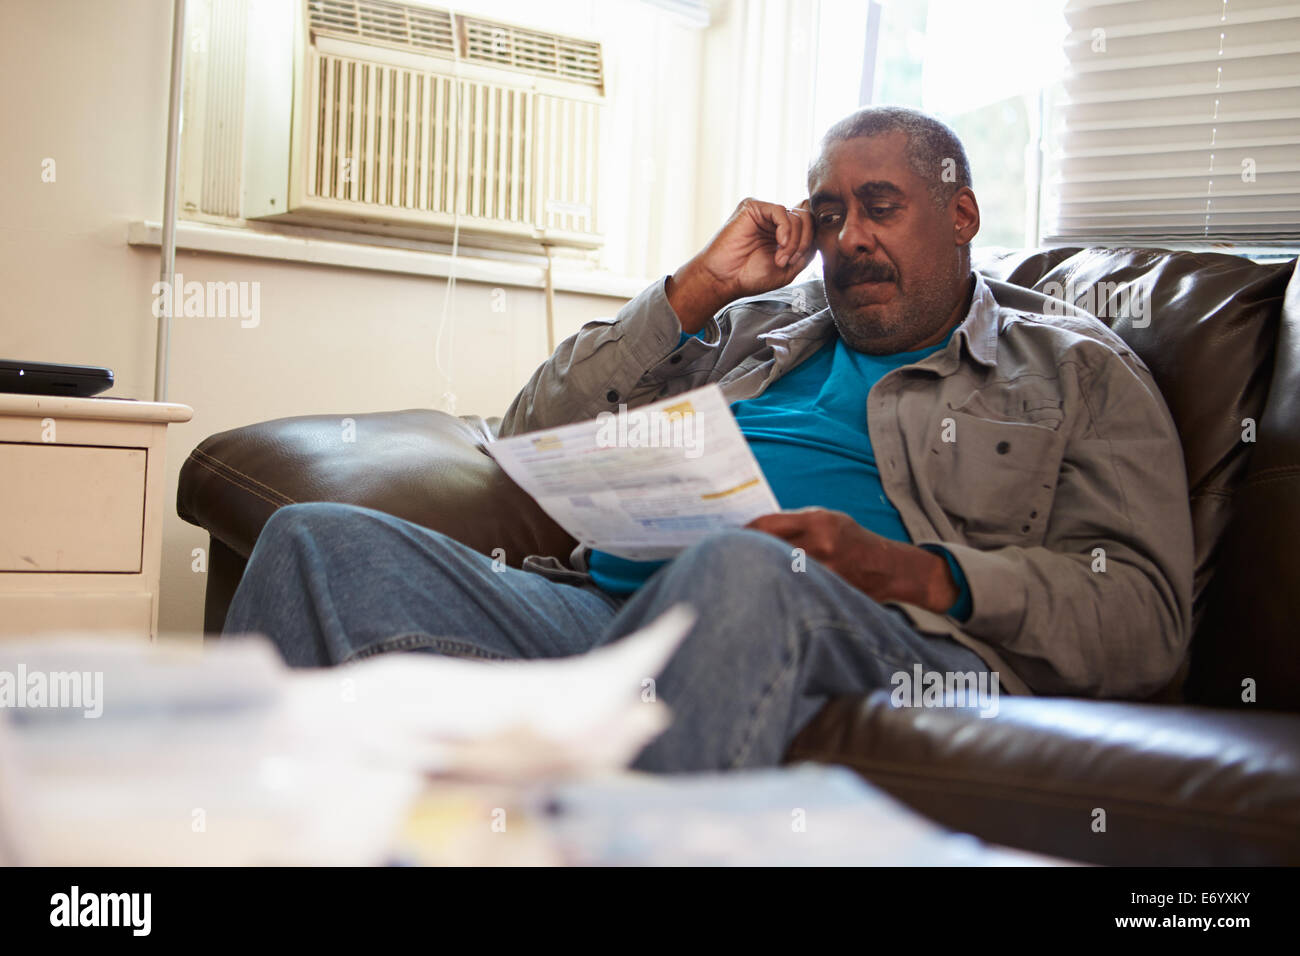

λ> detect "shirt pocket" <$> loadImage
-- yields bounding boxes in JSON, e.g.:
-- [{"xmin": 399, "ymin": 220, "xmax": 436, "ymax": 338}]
[
  {"xmin": 948, "ymin": 385, "xmax": 1065, "ymax": 431},
  {"xmin": 1021, "ymin": 397, "xmax": 1066, "ymax": 431},
  {"xmin": 929, "ymin": 410, "xmax": 1065, "ymax": 548}
]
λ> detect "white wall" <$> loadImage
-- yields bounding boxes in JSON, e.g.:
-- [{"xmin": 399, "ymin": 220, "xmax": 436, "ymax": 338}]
[
  {"xmin": 694, "ymin": 0, "xmax": 820, "ymax": 249},
  {"xmin": 0, "ymin": 0, "xmax": 635, "ymax": 637},
  {"xmin": 1, "ymin": 0, "xmax": 843, "ymax": 637}
]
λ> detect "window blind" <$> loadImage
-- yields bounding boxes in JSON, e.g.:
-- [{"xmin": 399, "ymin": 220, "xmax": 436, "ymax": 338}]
[{"xmin": 1044, "ymin": 0, "xmax": 1300, "ymax": 243}]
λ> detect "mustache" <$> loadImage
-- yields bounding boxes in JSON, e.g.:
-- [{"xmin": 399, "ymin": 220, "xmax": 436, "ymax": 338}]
[{"xmin": 832, "ymin": 259, "xmax": 897, "ymax": 287}]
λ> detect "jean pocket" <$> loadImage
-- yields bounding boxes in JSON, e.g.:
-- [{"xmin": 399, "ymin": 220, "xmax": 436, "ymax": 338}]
[{"xmin": 347, "ymin": 633, "xmax": 512, "ymax": 663}]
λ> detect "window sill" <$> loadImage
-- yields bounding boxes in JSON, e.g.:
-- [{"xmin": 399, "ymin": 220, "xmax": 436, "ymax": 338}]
[{"xmin": 126, "ymin": 219, "xmax": 653, "ymax": 299}]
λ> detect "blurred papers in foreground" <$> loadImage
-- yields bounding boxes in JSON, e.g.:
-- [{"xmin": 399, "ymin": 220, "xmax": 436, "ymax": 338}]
[
  {"xmin": 526, "ymin": 764, "xmax": 1071, "ymax": 866},
  {"xmin": 0, "ymin": 606, "xmax": 693, "ymax": 865}
]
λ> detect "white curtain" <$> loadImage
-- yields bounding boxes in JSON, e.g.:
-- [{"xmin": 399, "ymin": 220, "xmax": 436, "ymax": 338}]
[{"xmin": 691, "ymin": 0, "xmax": 827, "ymax": 250}]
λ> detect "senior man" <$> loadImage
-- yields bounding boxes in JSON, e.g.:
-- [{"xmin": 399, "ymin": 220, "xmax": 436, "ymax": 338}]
[{"xmin": 225, "ymin": 106, "xmax": 1194, "ymax": 772}]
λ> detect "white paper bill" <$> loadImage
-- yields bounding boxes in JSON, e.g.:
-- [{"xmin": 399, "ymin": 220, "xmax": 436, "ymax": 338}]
[{"xmin": 486, "ymin": 385, "xmax": 779, "ymax": 560}]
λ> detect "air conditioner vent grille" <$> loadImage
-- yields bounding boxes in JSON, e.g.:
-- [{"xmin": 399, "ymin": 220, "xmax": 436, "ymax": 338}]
[
  {"xmin": 307, "ymin": 0, "xmax": 455, "ymax": 57},
  {"xmin": 311, "ymin": 55, "xmax": 533, "ymax": 220},
  {"xmin": 460, "ymin": 17, "xmax": 604, "ymax": 90},
  {"xmin": 303, "ymin": 50, "xmax": 599, "ymax": 241}
]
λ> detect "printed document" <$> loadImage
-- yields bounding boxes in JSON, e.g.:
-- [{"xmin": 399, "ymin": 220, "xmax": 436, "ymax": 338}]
[{"xmin": 486, "ymin": 385, "xmax": 778, "ymax": 560}]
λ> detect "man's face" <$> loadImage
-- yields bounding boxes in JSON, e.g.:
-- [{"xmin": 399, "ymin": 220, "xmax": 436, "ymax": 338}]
[{"xmin": 808, "ymin": 131, "xmax": 971, "ymax": 354}]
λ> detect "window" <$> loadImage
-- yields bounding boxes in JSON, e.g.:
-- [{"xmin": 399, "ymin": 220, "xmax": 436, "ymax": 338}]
[
  {"xmin": 1044, "ymin": 0, "xmax": 1300, "ymax": 246},
  {"xmin": 863, "ymin": 0, "xmax": 1067, "ymax": 249},
  {"xmin": 862, "ymin": 0, "xmax": 1299, "ymax": 250}
]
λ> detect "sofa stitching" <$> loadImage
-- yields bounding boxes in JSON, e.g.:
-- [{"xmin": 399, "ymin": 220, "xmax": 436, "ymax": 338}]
[
  {"xmin": 186, "ymin": 454, "xmax": 295, "ymax": 510},
  {"xmin": 787, "ymin": 749, "xmax": 1300, "ymax": 835},
  {"xmin": 790, "ymin": 742, "xmax": 1269, "ymax": 806},
  {"xmin": 1240, "ymin": 465, "xmax": 1300, "ymax": 486},
  {"xmin": 863, "ymin": 769, "xmax": 1300, "ymax": 845},
  {"xmin": 190, "ymin": 448, "xmax": 299, "ymax": 505}
]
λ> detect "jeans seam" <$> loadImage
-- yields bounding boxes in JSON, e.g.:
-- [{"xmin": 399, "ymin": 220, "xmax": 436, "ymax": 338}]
[
  {"xmin": 724, "ymin": 614, "xmax": 920, "ymax": 769},
  {"xmin": 344, "ymin": 632, "xmax": 512, "ymax": 663},
  {"xmin": 799, "ymin": 615, "xmax": 917, "ymax": 672},
  {"xmin": 726, "ymin": 622, "xmax": 801, "ymax": 769}
]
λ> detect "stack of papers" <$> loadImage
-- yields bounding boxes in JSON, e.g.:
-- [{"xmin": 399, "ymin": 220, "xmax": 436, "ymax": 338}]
[
  {"xmin": 283, "ymin": 603, "xmax": 694, "ymax": 779},
  {"xmin": 0, "ymin": 606, "xmax": 694, "ymax": 865},
  {"xmin": 530, "ymin": 764, "xmax": 1069, "ymax": 866}
]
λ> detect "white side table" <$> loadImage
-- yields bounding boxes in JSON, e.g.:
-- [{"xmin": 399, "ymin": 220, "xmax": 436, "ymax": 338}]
[{"xmin": 0, "ymin": 394, "xmax": 193, "ymax": 640}]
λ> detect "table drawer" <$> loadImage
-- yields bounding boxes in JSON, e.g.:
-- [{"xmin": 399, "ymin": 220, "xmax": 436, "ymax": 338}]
[
  {"xmin": 0, "ymin": 443, "xmax": 146, "ymax": 572},
  {"xmin": 0, "ymin": 591, "xmax": 153, "ymax": 639}
]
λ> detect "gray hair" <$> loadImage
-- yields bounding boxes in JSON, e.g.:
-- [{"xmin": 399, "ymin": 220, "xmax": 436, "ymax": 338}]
[{"xmin": 810, "ymin": 106, "xmax": 972, "ymax": 207}]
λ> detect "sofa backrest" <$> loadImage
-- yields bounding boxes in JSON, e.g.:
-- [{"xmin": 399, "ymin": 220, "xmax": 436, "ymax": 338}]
[
  {"xmin": 974, "ymin": 247, "xmax": 1300, "ymax": 711},
  {"xmin": 177, "ymin": 409, "xmax": 576, "ymax": 573}
]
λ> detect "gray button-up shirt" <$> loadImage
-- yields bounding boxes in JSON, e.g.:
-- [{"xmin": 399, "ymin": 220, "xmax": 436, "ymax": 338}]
[{"xmin": 500, "ymin": 272, "xmax": 1194, "ymax": 699}]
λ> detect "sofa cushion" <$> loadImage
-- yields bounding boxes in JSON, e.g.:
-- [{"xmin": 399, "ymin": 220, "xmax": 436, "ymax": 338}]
[
  {"xmin": 176, "ymin": 409, "xmax": 575, "ymax": 568},
  {"xmin": 787, "ymin": 691, "xmax": 1300, "ymax": 865},
  {"xmin": 1189, "ymin": 255, "xmax": 1300, "ymax": 708},
  {"xmin": 974, "ymin": 249, "xmax": 1300, "ymax": 709}
]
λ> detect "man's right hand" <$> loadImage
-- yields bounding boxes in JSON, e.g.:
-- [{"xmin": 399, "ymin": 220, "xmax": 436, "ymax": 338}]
[{"xmin": 666, "ymin": 198, "xmax": 817, "ymax": 334}]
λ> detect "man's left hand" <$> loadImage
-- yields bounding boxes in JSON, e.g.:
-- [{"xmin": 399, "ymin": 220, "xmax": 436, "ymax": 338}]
[{"xmin": 745, "ymin": 507, "xmax": 960, "ymax": 614}]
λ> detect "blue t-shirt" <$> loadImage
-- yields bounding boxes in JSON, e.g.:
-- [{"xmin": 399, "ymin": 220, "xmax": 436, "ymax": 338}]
[{"xmin": 587, "ymin": 328, "xmax": 972, "ymax": 621}]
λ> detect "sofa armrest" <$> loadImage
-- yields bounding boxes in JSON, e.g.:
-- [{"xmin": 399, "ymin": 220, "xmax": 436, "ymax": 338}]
[
  {"xmin": 176, "ymin": 408, "xmax": 575, "ymax": 567},
  {"xmin": 786, "ymin": 692, "xmax": 1300, "ymax": 865}
]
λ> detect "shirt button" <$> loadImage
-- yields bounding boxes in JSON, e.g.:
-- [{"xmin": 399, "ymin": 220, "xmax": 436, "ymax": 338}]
[
  {"xmin": 606, "ymin": 390, "xmax": 620, "ymax": 403},
  {"xmin": 996, "ymin": 441, "xmax": 1010, "ymax": 454},
  {"xmin": 669, "ymin": 354, "xmax": 683, "ymax": 364}
]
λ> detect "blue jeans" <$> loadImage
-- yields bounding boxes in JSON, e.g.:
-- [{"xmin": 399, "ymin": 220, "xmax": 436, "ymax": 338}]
[{"xmin": 224, "ymin": 502, "xmax": 991, "ymax": 772}]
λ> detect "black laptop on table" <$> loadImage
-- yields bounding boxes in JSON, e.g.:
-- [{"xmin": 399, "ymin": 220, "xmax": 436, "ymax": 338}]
[{"xmin": 0, "ymin": 360, "xmax": 114, "ymax": 398}]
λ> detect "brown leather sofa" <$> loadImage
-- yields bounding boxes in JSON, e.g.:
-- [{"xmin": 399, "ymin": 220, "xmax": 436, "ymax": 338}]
[{"xmin": 177, "ymin": 247, "xmax": 1300, "ymax": 866}]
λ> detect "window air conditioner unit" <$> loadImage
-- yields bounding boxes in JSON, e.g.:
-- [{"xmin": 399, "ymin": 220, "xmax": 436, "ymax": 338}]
[{"xmin": 240, "ymin": 0, "xmax": 605, "ymax": 250}]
